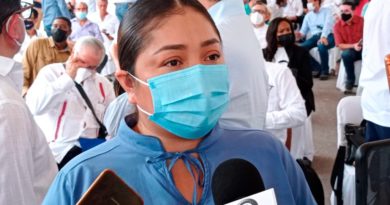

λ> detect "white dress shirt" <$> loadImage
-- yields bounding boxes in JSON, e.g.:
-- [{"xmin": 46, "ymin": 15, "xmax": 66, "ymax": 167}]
[
  {"xmin": 0, "ymin": 56, "xmax": 58, "ymax": 205},
  {"xmin": 88, "ymin": 12, "xmax": 119, "ymax": 76},
  {"xmin": 283, "ymin": 0, "xmax": 304, "ymax": 18},
  {"xmin": 264, "ymin": 62, "xmax": 306, "ymax": 143},
  {"xmin": 267, "ymin": 3, "xmax": 284, "ymax": 20},
  {"xmin": 25, "ymin": 63, "xmax": 115, "ymax": 162},
  {"xmin": 359, "ymin": 0, "xmax": 390, "ymax": 127},
  {"xmin": 209, "ymin": 0, "xmax": 269, "ymax": 130}
]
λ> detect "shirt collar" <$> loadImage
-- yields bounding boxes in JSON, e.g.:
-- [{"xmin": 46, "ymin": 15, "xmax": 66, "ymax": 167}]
[
  {"xmin": 49, "ymin": 37, "xmax": 70, "ymax": 52},
  {"xmin": 0, "ymin": 56, "xmax": 16, "ymax": 77},
  {"xmin": 72, "ymin": 18, "xmax": 92, "ymax": 26},
  {"xmin": 116, "ymin": 114, "xmax": 221, "ymax": 156}
]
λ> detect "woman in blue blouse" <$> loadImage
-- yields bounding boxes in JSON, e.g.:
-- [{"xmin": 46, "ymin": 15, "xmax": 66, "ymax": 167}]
[{"xmin": 43, "ymin": 0, "xmax": 316, "ymax": 204}]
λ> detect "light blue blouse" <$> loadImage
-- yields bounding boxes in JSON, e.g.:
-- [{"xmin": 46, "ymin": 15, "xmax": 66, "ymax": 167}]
[{"xmin": 43, "ymin": 117, "xmax": 316, "ymax": 205}]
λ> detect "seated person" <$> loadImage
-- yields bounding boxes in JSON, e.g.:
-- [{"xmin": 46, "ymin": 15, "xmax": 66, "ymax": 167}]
[
  {"xmin": 333, "ymin": 1, "xmax": 363, "ymax": 93},
  {"xmin": 250, "ymin": 0, "xmax": 271, "ymax": 48},
  {"xmin": 296, "ymin": 0, "xmax": 335, "ymax": 80},
  {"xmin": 25, "ymin": 36, "xmax": 115, "ymax": 169},
  {"xmin": 264, "ymin": 61, "xmax": 307, "ymax": 145},
  {"xmin": 69, "ymin": 2, "xmax": 103, "ymax": 43},
  {"xmin": 42, "ymin": 0, "xmax": 316, "ymax": 204},
  {"xmin": 263, "ymin": 17, "xmax": 316, "ymax": 160},
  {"xmin": 22, "ymin": 16, "xmax": 72, "ymax": 95}
]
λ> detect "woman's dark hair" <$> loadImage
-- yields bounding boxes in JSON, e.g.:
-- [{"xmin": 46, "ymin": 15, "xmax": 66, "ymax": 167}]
[
  {"xmin": 118, "ymin": 0, "xmax": 221, "ymax": 75},
  {"xmin": 0, "ymin": 0, "xmax": 21, "ymax": 34},
  {"xmin": 263, "ymin": 17, "xmax": 295, "ymax": 62}
]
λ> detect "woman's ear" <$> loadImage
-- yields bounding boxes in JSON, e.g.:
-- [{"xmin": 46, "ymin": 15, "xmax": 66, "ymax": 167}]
[{"xmin": 115, "ymin": 69, "xmax": 137, "ymax": 104}]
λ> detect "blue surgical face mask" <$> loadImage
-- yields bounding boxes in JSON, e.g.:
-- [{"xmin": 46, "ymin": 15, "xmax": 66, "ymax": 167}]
[
  {"xmin": 75, "ymin": 11, "xmax": 88, "ymax": 20},
  {"xmin": 129, "ymin": 64, "xmax": 230, "ymax": 140}
]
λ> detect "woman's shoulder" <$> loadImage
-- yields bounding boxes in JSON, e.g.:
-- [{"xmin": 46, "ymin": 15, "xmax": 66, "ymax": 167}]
[{"xmin": 214, "ymin": 126, "xmax": 285, "ymax": 153}]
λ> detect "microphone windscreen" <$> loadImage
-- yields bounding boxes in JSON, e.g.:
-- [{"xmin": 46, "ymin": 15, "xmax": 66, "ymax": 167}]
[{"xmin": 212, "ymin": 158, "xmax": 265, "ymax": 205}]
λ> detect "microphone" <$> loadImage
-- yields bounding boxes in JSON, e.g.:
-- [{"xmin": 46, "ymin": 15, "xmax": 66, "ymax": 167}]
[{"xmin": 212, "ymin": 158, "xmax": 265, "ymax": 205}]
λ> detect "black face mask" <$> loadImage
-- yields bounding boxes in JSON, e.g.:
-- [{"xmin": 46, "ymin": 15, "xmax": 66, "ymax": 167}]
[
  {"xmin": 51, "ymin": 28, "xmax": 68, "ymax": 43},
  {"xmin": 24, "ymin": 20, "xmax": 34, "ymax": 30},
  {"xmin": 341, "ymin": 13, "xmax": 352, "ymax": 22},
  {"xmin": 277, "ymin": 33, "xmax": 295, "ymax": 47}
]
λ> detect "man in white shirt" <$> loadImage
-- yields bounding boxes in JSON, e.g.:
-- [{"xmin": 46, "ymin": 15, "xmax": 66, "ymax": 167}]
[
  {"xmin": 89, "ymin": 0, "xmax": 120, "ymax": 77},
  {"xmin": 359, "ymin": 0, "xmax": 390, "ymax": 141},
  {"xmin": 69, "ymin": 2, "xmax": 104, "ymax": 43},
  {"xmin": 198, "ymin": 0, "xmax": 269, "ymax": 130},
  {"xmin": 0, "ymin": 1, "xmax": 58, "ymax": 204},
  {"xmin": 26, "ymin": 36, "xmax": 115, "ymax": 168},
  {"xmin": 250, "ymin": 1, "xmax": 270, "ymax": 49}
]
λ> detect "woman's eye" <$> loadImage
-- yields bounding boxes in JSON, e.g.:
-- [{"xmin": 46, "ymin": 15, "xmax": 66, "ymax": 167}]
[
  {"xmin": 206, "ymin": 54, "xmax": 220, "ymax": 61},
  {"xmin": 165, "ymin": 59, "xmax": 182, "ymax": 67}
]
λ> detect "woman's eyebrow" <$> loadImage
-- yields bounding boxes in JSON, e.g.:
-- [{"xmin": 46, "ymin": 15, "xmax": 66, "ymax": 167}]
[
  {"xmin": 152, "ymin": 38, "xmax": 220, "ymax": 55},
  {"xmin": 153, "ymin": 44, "xmax": 186, "ymax": 55},
  {"xmin": 201, "ymin": 38, "xmax": 221, "ymax": 47}
]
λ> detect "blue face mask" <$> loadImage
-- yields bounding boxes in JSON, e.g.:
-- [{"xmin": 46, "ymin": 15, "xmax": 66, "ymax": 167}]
[
  {"xmin": 129, "ymin": 64, "xmax": 230, "ymax": 140},
  {"xmin": 75, "ymin": 11, "xmax": 88, "ymax": 20}
]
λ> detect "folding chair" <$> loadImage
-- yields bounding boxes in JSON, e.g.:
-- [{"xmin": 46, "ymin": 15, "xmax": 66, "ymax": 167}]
[
  {"xmin": 336, "ymin": 96, "xmax": 363, "ymax": 148},
  {"xmin": 355, "ymin": 138, "xmax": 390, "ymax": 205}
]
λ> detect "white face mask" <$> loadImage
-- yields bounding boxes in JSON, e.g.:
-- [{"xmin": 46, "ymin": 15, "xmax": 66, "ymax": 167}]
[
  {"xmin": 307, "ymin": 2, "xmax": 315, "ymax": 11},
  {"xmin": 250, "ymin": 12, "xmax": 264, "ymax": 26},
  {"xmin": 75, "ymin": 68, "xmax": 95, "ymax": 84}
]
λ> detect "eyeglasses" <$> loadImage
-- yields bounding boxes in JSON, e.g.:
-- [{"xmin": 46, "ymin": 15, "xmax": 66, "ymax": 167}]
[
  {"xmin": 16, "ymin": 1, "xmax": 34, "ymax": 19},
  {"xmin": 2, "ymin": 1, "xmax": 34, "ymax": 33}
]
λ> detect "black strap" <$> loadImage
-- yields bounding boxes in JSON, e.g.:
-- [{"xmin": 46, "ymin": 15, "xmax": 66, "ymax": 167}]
[
  {"xmin": 330, "ymin": 146, "xmax": 346, "ymax": 205},
  {"xmin": 74, "ymin": 81, "xmax": 107, "ymax": 139},
  {"xmin": 96, "ymin": 54, "xmax": 108, "ymax": 74}
]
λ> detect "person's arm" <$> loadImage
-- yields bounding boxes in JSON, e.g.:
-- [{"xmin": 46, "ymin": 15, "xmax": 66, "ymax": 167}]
[
  {"xmin": 26, "ymin": 55, "xmax": 87, "ymax": 115},
  {"xmin": 42, "ymin": 171, "xmax": 74, "ymax": 205},
  {"xmin": 265, "ymin": 66, "xmax": 307, "ymax": 130},
  {"xmin": 93, "ymin": 24, "xmax": 104, "ymax": 43},
  {"xmin": 57, "ymin": 0, "xmax": 72, "ymax": 19},
  {"xmin": 298, "ymin": 14, "xmax": 309, "ymax": 39},
  {"xmin": 25, "ymin": 66, "xmax": 74, "ymax": 115},
  {"xmin": 321, "ymin": 8, "xmax": 335, "ymax": 38}
]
